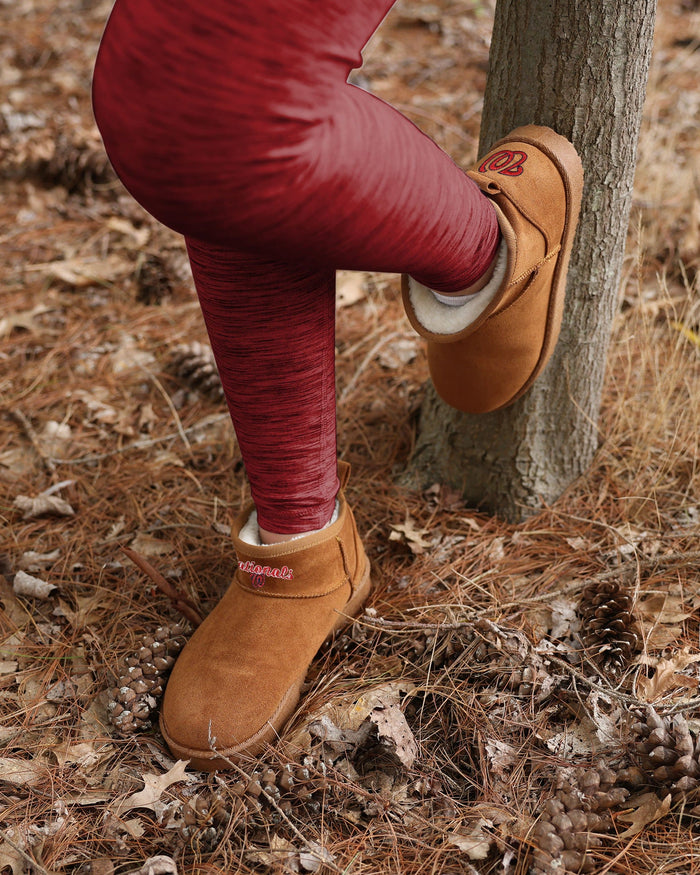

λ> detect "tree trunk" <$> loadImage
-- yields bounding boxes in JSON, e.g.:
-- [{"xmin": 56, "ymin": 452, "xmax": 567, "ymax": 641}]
[{"xmin": 409, "ymin": 0, "xmax": 657, "ymax": 522}]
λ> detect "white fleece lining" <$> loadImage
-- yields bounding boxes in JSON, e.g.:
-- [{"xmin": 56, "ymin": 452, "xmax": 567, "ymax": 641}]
[
  {"xmin": 408, "ymin": 237, "xmax": 508, "ymax": 335},
  {"xmin": 239, "ymin": 501, "xmax": 340, "ymax": 547}
]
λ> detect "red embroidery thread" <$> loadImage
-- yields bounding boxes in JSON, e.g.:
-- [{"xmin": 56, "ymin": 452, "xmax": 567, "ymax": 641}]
[
  {"xmin": 479, "ymin": 149, "xmax": 528, "ymax": 177},
  {"xmin": 239, "ymin": 560, "xmax": 294, "ymax": 587}
]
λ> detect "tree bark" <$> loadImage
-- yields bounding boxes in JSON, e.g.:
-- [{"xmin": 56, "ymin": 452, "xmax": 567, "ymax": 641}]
[{"xmin": 409, "ymin": 0, "xmax": 657, "ymax": 521}]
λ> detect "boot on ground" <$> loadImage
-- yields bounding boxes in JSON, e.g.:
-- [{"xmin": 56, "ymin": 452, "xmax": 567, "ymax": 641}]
[{"xmin": 160, "ymin": 461, "xmax": 371, "ymax": 770}]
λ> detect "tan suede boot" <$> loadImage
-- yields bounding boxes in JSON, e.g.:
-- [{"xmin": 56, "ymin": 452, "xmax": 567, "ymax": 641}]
[
  {"xmin": 402, "ymin": 125, "xmax": 584, "ymax": 414},
  {"xmin": 159, "ymin": 462, "xmax": 370, "ymax": 770}
]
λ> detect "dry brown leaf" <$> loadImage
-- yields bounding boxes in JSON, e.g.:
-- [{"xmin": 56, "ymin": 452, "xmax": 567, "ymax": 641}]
[
  {"xmin": 51, "ymin": 740, "xmax": 109, "ymax": 769},
  {"xmin": 637, "ymin": 592, "xmax": 692, "ymax": 625},
  {"xmin": 84, "ymin": 861, "xmax": 114, "ymax": 875},
  {"xmin": 38, "ymin": 421, "xmax": 71, "ymax": 456},
  {"xmin": 0, "ymin": 756, "xmax": 49, "ymax": 787},
  {"xmin": 37, "ymin": 254, "xmax": 133, "ymax": 287},
  {"xmin": 13, "ymin": 570, "xmax": 56, "ymax": 599},
  {"xmin": 106, "ymin": 216, "xmax": 151, "ymax": 247},
  {"xmin": 18, "ymin": 549, "xmax": 61, "ymax": 572},
  {"xmin": 336, "ymin": 270, "xmax": 367, "ymax": 308},
  {"xmin": 246, "ymin": 835, "xmax": 298, "ymax": 871},
  {"xmin": 637, "ymin": 650, "xmax": 700, "ymax": 702},
  {"xmin": 13, "ymin": 493, "xmax": 75, "ymax": 520},
  {"xmin": 377, "ymin": 336, "xmax": 418, "ymax": 368},
  {"xmin": 0, "ymin": 303, "xmax": 52, "ymax": 337},
  {"xmin": 0, "ymin": 841, "xmax": 25, "ymax": 875},
  {"xmin": 389, "ymin": 516, "xmax": 432, "ymax": 555},
  {"xmin": 448, "ymin": 819, "xmax": 494, "ymax": 861},
  {"xmin": 617, "ymin": 791, "xmax": 672, "ymax": 838},
  {"xmin": 113, "ymin": 760, "xmax": 191, "ymax": 816},
  {"xmin": 0, "ymin": 660, "xmax": 19, "ymax": 676},
  {"xmin": 485, "ymin": 739, "xmax": 518, "ymax": 777},
  {"xmin": 123, "ymin": 857, "xmax": 178, "ymax": 875},
  {"xmin": 344, "ymin": 680, "xmax": 418, "ymax": 731},
  {"xmin": 369, "ymin": 704, "xmax": 418, "ymax": 769},
  {"xmin": 130, "ymin": 532, "xmax": 176, "ymax": 558},
  {"xmin": 299, "ymin": 843, "xmax": 335, "ymax": 873}
]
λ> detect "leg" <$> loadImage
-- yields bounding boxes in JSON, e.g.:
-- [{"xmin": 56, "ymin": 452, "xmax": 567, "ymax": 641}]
[
  {"xmin": 185, "ymin": 239, "xmax": 338, "ymax": 534},
  {"xmin": 92, "ymin": 0, "xmax": 501, "ymax": 538},
  {"xmin": 92, "ymin": 0, "xmax": 500, "ymax": 293}
]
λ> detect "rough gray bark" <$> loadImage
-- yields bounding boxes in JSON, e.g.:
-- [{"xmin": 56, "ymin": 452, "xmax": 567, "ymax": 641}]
[{"xmin": 409, "ymin": 0, "xmax": 657, "ymax": 521}]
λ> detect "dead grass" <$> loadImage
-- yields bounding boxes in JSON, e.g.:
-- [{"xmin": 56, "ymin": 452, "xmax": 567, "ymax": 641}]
[{"xmin": 1, "ymin": 0, "xmax": 700, "ymax": 873}]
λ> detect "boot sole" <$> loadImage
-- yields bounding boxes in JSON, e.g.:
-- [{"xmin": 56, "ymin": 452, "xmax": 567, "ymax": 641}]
[{"xmin": 160, "ymin": 558, "xmax": 372, "ymax": 770}]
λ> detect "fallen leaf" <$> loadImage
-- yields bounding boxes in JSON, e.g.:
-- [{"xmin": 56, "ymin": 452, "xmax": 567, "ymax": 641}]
[
  {"xmin": 38, "ymin": 254, "xmax": 133, "ymax": 287},
  {"xmin": 637, "ymin": 592, "xmax": 693, "ymax": 625},
  {"xmin": 299, "ymin": 842, "xmax": 335, "ymax": 873},
  {"xmin": 13, "ymin": 570, "xmax": 57, "ymax": 599},
  {"xmin": 485, "ymin": 739, "xmax": 518, "ymax": 777},
  {"xmin": 544, "ymin": 719, "xmax": 600, "ymax": 758},
  {"xmin": 0, "ymin": 756, "xmax": 49, "ymax": 787},
  {"xmin": 0, "ymin": 660, "xmax": 19, "ymax": 676},
  {"xmin": 369, "ymin": 704, "xmax": 418, "ymax": 769},
  {"xmin": 0, "ymin": 303, "xmax": 53, "ymax": 337},
  {"xmin": 122, "ymin": 818, "xmax": 147, "ymax": 838},
  {"xmin": 344, "ymin": 680, "xmax": 418, "ymax": 730},
  {"xmin": 38, "ymin": 420, "xmax": 72, "ymax": 457},
  {"xmin": 13, "ymin": 493, "xmax": 75, "ymax": 520},
  {"xmin": 487, "ymin": 536, "xmax": 505, "ymax": 562},
  {"xmin": 389, "ymin": 516, "xmax": 432, "ymax": 555},
  {"xmin": 130, "ymin": 532, "xmax": 176, "ymax": 558},
  {"xmin": 448, "ymin": 819, "xmax": 494, "ymax": 860},
  {"xmin": 113, "ymin": 760, "xmax": 191, "ymax": 816},
  {"xmin": 565, "ymin": 536, "xmax": 588, "ymax": 550},
  {"xmin": 246, "ymin": 835, "xmax": 298, "ymax": 871},
  {"xmin": 377, "ymin": 336, "xmax": 418, "ymax": 369},
  {"xmin": 637, "ymin": 649, "xmax": 700, "ymax": 702},
  {"xmin": 18, "ymin": 549, "xmax": 61, "ymax": 572},
  {"xmin": 106, "ymin": 216, "xmax": 151, "ymax": 247},
  {"xmin": 549, "ymin": 596, "xmax": 579, "ymax": 639},
  {"xmin": 123, "ymin": 856, "xmax": 179, "ymax": 875},
  {"xmin": 617, "ymin": 791, "xmax": 672, "ymax": 838},
  {"xmin": 336, "ymin": 271, "xmax": 367, "ymax": 308},
  {"xmin": 0, "ymin": 840, "xmax": 25, "ymax": 875},
  {"xmin": 587, "ymin": 690, "xmax": 623, "ymax": 744},
  {"xmin": 51, "ymin": 740, "xmax": 109, "ymax": 769},
  {"xmin": 84, "ymin": 861, "xmax": 114, "ymax": 875}
]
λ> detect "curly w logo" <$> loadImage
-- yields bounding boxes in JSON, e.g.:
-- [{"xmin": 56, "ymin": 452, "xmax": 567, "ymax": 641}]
[{"xmin": 479, "ymin": 149, "xmax": 528, "ymax": 177}]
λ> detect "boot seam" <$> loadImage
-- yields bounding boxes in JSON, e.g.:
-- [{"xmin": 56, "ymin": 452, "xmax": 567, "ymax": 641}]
[
  {"xmin": 234, "ymin": 575, "xmax": 350, "ymax": 599},
  {"xmin": 508, "ymin": 245, "xmax": 561, "ymax": 287}
]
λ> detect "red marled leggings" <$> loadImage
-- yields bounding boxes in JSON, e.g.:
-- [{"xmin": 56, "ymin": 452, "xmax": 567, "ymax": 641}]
[{"xmin": 92, "ymin": 0, "xmax": 499, "ymax": 533}]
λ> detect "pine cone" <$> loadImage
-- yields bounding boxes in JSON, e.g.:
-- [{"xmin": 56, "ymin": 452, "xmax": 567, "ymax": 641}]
[
  {"xmin": 179, "ymin": 759, "xmax": 332, "ymax": 846},
  {"xmin": 39, "ymin": 131, "xmax": 114, "ymax": 193},
  {"xmin": 181, "ymin": 788, "xmax": 242, "ymax": 850},
  {"xmin": 531, "ymin": 764, "xmax": 630, "ymax": 874},
  {"xmin": 632, "ymin": 706, "xmax": 700, "ymax": 807},
  {"xmin": 108, "ymin": 623, "xmax": 187, "ymax": 734},
  {"xmin": 578, "ymin": 580, "xmax": 639, "ymax": 675},
  {"xmin": 137, "ymin": 254, "xmax": 172, "ymax": 305},
  {"xmin": 169, "ymin": 341, "xmax": 223, "ymax": 400}
]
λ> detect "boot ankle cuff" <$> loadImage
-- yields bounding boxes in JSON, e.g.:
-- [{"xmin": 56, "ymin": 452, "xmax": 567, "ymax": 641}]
[
  {"xmin": 239, "ymin": 502, "xmax": 340, "ymax": 547},
  {"xmin": 407, "ymin": 237, "xmax": 508, "ymax": 336}
]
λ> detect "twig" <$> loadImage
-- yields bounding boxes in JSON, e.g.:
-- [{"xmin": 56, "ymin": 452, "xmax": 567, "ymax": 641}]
[
  {"xmin": 143, "ymin": 368, "xmax": 193, "ymax": 458},
  {"xmin": 208, "ymin": 741, "xmax": 342, "ymax": 874},
  {"xmin": 8, "ymin": 408, "xmax": 56, "ymax": 475},
  {"xmin": 121, "ymin": 545, "xmax": 203, "ymax": 627},
  {"xmin": 338, "ymin": 330, "xmax": 402, "ymax": 404},
  {"xmin": 0, "ymin": 826, "xmax": 52, "ymax": 875},
  {"xmin": 43, "ymin": 413, "xmax": 229, "ymax": 465}
]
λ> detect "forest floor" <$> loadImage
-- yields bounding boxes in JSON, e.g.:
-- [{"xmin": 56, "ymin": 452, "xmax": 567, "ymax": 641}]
[{"xmin": 1, "ymin": 1, "xmax": 700, "ymax": 873}]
